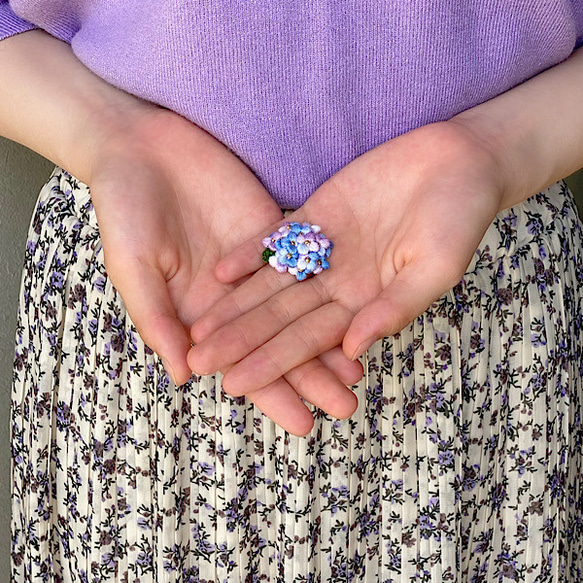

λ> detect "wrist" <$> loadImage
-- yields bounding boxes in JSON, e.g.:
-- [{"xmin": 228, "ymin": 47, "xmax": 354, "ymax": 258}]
[
  {"xmin": 447, "ymin": 112, "xmax": 525, "ymax": 212},
  {"xmin": 66, "ymin": 87, "xmax": 159, "ymax": 184},
  {"xmin": 0, "ymin": 30, "xmax": 159, "ymax": 184},
  {"xmin": 449, "ymin": 47, "xmax": 583, "ymax": 210}
]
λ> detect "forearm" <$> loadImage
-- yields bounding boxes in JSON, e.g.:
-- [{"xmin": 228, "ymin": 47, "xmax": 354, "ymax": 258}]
[
  {"xmin": 0, "ymin": 30, "xmax": 153, "ymax": 183},
  {"xmin": 451, "ymin": 46, "xmax": 583, "ymax": 210}
]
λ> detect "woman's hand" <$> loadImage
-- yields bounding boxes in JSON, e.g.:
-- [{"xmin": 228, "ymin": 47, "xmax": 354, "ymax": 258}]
[
  {"xmin": 83, "ymin": 100, "xmax": 362, "ymax": 435},
  {"xmin": 0, "ymin": 30, "xmax": 362, "ymax": 436},
  {"xmin": 88, "ymin": 106, "xmax": 281, "ymax": 381},
  {"xmin": 188, "ymin": 45, "xmax": 583, "ymax": 406},
  {"xmin": 187, "ymin": 121, "xmax": 504, "ymax": 395}
]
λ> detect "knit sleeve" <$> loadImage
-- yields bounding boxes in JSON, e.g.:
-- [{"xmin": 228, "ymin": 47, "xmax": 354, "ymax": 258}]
[{"xmin": 0, "ymin": 1, "xmax": 36, "ymax": 42}]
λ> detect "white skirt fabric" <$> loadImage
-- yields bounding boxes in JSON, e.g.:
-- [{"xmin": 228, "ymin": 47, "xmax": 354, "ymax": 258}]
[{"xmin": 11, "ymin": 167, "xmax": 583, "ymax": 582}]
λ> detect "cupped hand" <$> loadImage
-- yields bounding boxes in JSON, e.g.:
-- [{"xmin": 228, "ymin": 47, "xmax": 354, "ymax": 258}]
[
  {"xmin": 188, "ymin": 121, "xmax": 506, "ymax": 398},
  {"xmin": 88, "ymin": 106, "xmax": 361, "ymax": 435}
]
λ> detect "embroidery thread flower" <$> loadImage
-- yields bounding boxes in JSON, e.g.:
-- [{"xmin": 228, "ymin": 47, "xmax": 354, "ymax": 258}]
[{"xmin": 262, "ymin": 222, "xmax": 333, "ymax": 280}]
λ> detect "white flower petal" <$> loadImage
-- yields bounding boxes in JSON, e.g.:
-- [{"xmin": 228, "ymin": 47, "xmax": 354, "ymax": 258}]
[{"xmin": 269, "ymin": 256, "xmax": 288, "ymax": 273}]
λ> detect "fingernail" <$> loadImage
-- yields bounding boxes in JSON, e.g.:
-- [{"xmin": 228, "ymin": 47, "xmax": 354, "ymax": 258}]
[
  {"xmin": 161, "ymin": 358, "xmax": 178, "ymax": 385},
  {"xmin": 350, "ymin": 336, "xmax": 377, "ymax": 361}
]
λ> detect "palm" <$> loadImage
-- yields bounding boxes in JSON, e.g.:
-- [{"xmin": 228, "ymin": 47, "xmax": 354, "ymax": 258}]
[
  {"xmin": 188, "ymin": 121, "xmax": 503, "ymax": 397},
  {"xmin": 89, "ymin": 108, "xmax": 361, "ymax": 434},
  {"xmin": 90, "ymin": 109, "xmax": 278, "ymax": 356}
]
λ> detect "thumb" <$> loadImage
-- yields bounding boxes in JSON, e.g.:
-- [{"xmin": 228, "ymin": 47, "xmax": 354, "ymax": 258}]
[
  {"xmin": 343, "ymin": 258, "xmax": 465, "ymax": 360},
  {"xmin": 107, "ymin": 256, "xmax": 193, "ymax": 385}
]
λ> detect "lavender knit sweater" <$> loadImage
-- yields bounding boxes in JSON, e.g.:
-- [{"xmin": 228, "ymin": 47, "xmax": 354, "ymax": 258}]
[{"xmin": 1, "ymin": 1, "xmax": 583, "ymax": 208}]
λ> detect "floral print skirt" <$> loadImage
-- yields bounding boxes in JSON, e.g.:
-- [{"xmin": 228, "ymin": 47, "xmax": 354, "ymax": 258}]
[{"xmin": 11, "ymin": 168, "xmax": 583, "ymax": 582}]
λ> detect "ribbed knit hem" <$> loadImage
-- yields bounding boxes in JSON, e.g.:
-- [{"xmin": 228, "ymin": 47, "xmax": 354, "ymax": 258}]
[{"xmin": 0, "ymin": 4, "xmax": 35, "ymax": 42}]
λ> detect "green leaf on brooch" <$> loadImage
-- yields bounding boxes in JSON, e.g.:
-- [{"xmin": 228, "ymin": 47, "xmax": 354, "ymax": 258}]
[{"xmin": 262, "ymin": 248, "xmax": 276, "ymax": 263}]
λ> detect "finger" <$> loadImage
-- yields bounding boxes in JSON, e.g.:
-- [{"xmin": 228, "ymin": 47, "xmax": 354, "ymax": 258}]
[
  {"xmin": 222, "ymin": 301, "xmax": 354, "ymax": 396},
  {"xmin": 107, "ymin": 257, "xmax": 192, "ymax": 385},
  {"xmin": 343, "ymin": 258, "xmax": 463, "ymax": 360},
  {"xmin": 284, "ymin": 357, "xmax": 358, "ymax": 419},
  {"xmin": 214, "ymin": 213, "xmax": 307, "ymax": 283},
  {"xmin": 214, "ymin": 234, "xmax": 268, "ymax": 283},
  {"xmin": 318, "ymin": 346, "xmax": 364, "ymax": 386},
  {"xmin": 246, "ymin": 379, "xmax": 315, "ymax": 437},
  {"xmin": 190, "ymin": 264, "xmax": 296, "ymax": 343},
  {"xmin": 188, "ymin": 278, "xmax": 329, "ymax": 375},
  {"xmin": 220, "ymin": 361, "xmax": 315, "ymax": 435}
]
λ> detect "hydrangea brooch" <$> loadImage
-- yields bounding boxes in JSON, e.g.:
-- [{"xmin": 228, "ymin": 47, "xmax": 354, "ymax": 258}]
[{"xmin": 262, "ymin": 222, "xmax": 333, "ymax": 281}]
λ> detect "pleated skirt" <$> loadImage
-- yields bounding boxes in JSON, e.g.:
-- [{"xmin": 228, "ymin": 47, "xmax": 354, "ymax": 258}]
[{"xmin": 10, "ymin": 167, "xmax": 583, "ymax": 582}]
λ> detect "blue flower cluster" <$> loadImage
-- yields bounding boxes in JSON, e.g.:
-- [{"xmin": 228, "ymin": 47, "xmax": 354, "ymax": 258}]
[{"xmin": 262, "ymin": 222, "xmax": 333, "ymax": 281}]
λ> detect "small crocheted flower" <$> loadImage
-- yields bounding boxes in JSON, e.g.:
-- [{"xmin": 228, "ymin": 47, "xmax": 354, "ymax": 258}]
[{"xmin": 262, "ymin": 222, "xmax": 333, "ymax": 280}]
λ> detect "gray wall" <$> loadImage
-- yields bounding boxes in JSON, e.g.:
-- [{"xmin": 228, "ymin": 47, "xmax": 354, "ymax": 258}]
[
  {"xmin": 569, "ymin": 169, "xmax": 583, "ymax": 215},
  {"xmin": 1, "ymin": 137, "xmax": 583, "ymax": 572}
]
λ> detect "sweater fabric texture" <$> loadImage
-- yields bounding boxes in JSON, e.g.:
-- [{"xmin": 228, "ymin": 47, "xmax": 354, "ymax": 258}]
[{"xmin": 1, "ymin": 0, "xmax": 583, "ymax": 208}]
